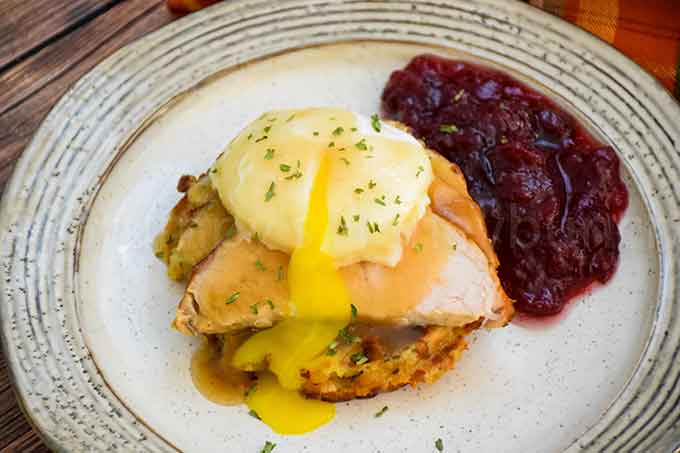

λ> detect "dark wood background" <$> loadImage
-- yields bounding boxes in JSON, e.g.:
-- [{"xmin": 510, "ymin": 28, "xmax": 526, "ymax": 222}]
[{"xmin": 0, "ymin": 1, "xmax": 177, "ymax": 450}]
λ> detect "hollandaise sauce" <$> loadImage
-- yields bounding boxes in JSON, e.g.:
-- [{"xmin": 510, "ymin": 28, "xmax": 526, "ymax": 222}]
[{"xmin": 232, "ymin": 156, "xmax": 351, "ymax": 434}]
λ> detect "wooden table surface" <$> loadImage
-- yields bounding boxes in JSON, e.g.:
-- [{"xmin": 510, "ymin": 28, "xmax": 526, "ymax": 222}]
[{"xmin": 0, "ymin": 2, "xmax": 177, "ymax": 450}]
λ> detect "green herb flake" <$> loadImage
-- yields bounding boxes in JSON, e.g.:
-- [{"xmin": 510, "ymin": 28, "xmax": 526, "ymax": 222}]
[
  {"xmin": 354, "ymin": 188, "xmax": 364, "ymax": 194},
  {"xmin": 352, "ymin": 214, "xmax": 360, "ymax": 222},
  {"xmin": 313, "ymin": 131, "xmax": 319, "ymax": 136},
  {"xmin": 394, "ymin": 195, "xmax": 402, "ymax": 205},
  {"xmin": 439, "ymin": 124, "xmax": 458, "ymax": 134},
  {"xmin": 453, "ymin": 89, "xmax": 465, "ymax": 102},
  {"xmin": 337, "ymin": 216, "xmax": 349, "ymax": 236},
  {"xmin": 351, "ymin": 352, "xmax": 369, "ymax": 365},
  {"xmin": 328, "ymin": 141, "xmax": 335, "ymax": 148},
  {"xmin": 351, "ymin": 127, "xmax": 358, "ymax": 132},
  {"xmin": 355, "ymin": 138, "xmax": 368, "ymax": 151},
  {"xmin": 435, "ymin": 438, "xmax": 444, "ymax": 452},
  {"xmin": 339, "ymin": 326, "xmax": 359, "ymax": 344},
  {"xmin": 416, "ymin": 165, "xmax": 425, "ymax": 177},
  {"xmin": 367, "ymin": 222, "xmax": 374, "ymax": 234},
  {"xmin": 210, "ymin": 167, "xmax": 219, "ymax": 174},
  {"xmin": 374, "ymin": 197, "xmax": 386, "ymax": 206},
  {"xmin": 375, "ymin": 406, "xmax": 389, "ymax": 417},
  {"xmin": 263, "ymin": 125, "xmax": 272, "ymax": 133},
  {"xmin": 225, "ymin": 292, "xmax": 240, "ymax": 305},
  {"xmin": 279, "ymin": 163, "xmax": 291, "ymax": 172},
  {"xmin": 245, "ymin": 383, "xmax": 257, "ymax": 397},
  {"xmin": 248, "ymin": 409, "xmax": 261, "ymax": 420},
  {"xmin": 266, "ymin": 299, "xmax": 275, "ymax": 310},
  {"xmin": 414, "ymin": 243, "xmax": 424, "ymax": 253},
  {"xmin": 277, "ymin": 265, "xmax": 284, "ymax": 281},
  {"xmin": 255, "ymin": 135, "xmax": 268, "ymax": 143},
  {"xmin": 368, "ymin": 179, "xmax": 377, "ymax": 189},
  {"xmin": 451, "ymin": 242, "xmax": 457, "ymax": 251},
  {"xmin": 392, "ymin": 213, "xmax": 400, "ymax": 226},
  {"xmin": 332, "ymin": 126, "xmax": 345, "ymax": 136},
  {"xmin": 225, "ymin": 223, "xmax": 237, "ymax": 239},
  {"xmin": 255, "ymin": 259, "xmax": 267, "ymax": 271},
  {"xmin": 247, "ymin": 133, "xmax": 254, "ymax": 141},
  {"xmin": 286, "ymin": 113, "xmax": 296, "ymax": 122},
  {"xmin": 250, "ymin": 304, "xmax": 259, "ymax": 315},
  {"xmin": 264, "ymin": 148, "xmax": 275, "ymax": 160},
  {"xmin": 326, "ymin": 340, "xmax": 338, "ymax": 356},
  {"xmin": 340, "ymin": 157, "xmax": 351, "ymax": 166},
  {"xmin": 373, "ymin": 222, "xmax": 380, "ymax": 233},
  {"xmin": 264, "ymin": 182, "xmax": 276, "ymax": 202},
  {"xmin": 260, "ymin": 440, "xmax": 276, "ymax": 453},
  {"xmin": 350, "ymin": 304, "xmax": 358, "ymax": 321},
  {"xmin": 370, "ymin": 113, "xmax": 382, "ymax": 132}
]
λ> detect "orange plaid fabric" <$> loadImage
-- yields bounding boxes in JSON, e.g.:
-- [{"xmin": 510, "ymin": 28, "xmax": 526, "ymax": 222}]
[{"xmin": 167, "ymin": 0, "xmax": 680, "ymax": 99}]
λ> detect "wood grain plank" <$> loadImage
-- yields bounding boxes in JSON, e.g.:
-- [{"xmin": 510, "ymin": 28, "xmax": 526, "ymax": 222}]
[
  {"xmin": 0, "ymin": 0, "xmax": 122, "ymax": 71},
  {"xmin": 0, "ymin": 0, "xmax": 174, "ymax": 196},
  {"xmin": 0, "ymin": 430, "xmax": 51, "ymax": 453}
]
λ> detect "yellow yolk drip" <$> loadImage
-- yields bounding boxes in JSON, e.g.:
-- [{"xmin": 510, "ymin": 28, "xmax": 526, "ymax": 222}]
[{"xmin": 232, "ymin": 156, "xmax": 351, "ymax": 434}]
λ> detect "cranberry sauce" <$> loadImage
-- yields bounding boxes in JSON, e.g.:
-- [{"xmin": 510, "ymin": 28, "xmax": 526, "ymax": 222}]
[{"xmin": 382, "ymin": 54, "xmax": 628, "ymax": 316}]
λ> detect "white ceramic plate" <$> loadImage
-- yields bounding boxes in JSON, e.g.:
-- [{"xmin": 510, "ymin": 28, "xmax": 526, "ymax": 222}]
[{"xmin": 1, "ymin": 2, "xmax": 679, "ymax": 452}]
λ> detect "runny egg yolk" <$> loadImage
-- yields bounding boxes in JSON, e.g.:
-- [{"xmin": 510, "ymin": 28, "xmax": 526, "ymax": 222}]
[{"xmin": 232, "ymin": 156, "xmax": 351, "ymax": 434}]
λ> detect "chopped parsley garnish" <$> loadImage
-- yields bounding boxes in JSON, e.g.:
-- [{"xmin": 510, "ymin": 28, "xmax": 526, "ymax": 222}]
[
  {"xmin": 245, "ymin": 383, "xmax": 257, "ymax": 397},
  {"xmin": 260, "ymin": 441, "xmax": 276, "ymax": 453},
  {"xmin": 350, "ymin": 304, "xmax": 358, "ymax": 321},
  {"xmin": 277, "ymin": 265, "xmax": 284, "ymax": 281},
  {"xmin": 286, "ymin": 114, "xmax": 296, "ymax": 122},
  {"xmin": 368, "ymin": 179, "xmax": 377, "ymax": 189},
  {"xmin": 375, "ymin": 406, "xmax": 389, "ymax": 417},
  {"xmin": 264, "ymin": 148, "xmax": 275, "ymax": 160},
  {"xmin": 264, "ymin": 182, "xmax": 276, "ymax": 202},
  {"xmin": 279, "ymin": 163, "xmax": 291, "ymax": 172},
  {"xmin": 313, "ymin": 131, "xmax": 319, "ymax": 136},
  {"xmin": 414, "ymin": 243, "xmax": 424, "ymax": 253},
  {"xmin": 351, "ymin": 352, "xmax": 369, "ymax": 365},
  {"xmin": 352, "ymin": 214, "xmax": 360, "ymax": 222},
  {"xmin": 266, "ymin": 299, "xmax": 275, "ymax": 309},
  {"xmin": 367, "ymin": 222, "xmax": 380, "ymax": 234},
  {"xmin": 337, "ymin": 216, "xmax": 349, "ymax": 236},
  {"xmin": 452, "ymin": 242, "xmax": 457, "ymax": 251},
  {"xmin": 439, "ymin": 124, "xmax": 458, "ymax": 134},
  {"xmin": 332, "ymin": 126, "xmax": 344, "ymax": 136},
  {"xmin": 225, "ymin": 292, "xmax": 240, "ymax": 305},
  {"xmin": 394, "ymin": 195, "xmax": 402, "ymax": 204},
  {"xmin": 285, "ymin": 160, "xmax": 303, "ymax": 180},
  {"xmin": 355, "ymin": 138, "xmax": 368, "ymax": 150},
  {"xmin": 247, "ymin": 133, "xmax": 253, "ymax": 140},
  {"xmin": 339, "ymin": 326, "xmax": 359, "ymax": 344},
  {"xmin": 210, "ymin": 167, "xmax": 218, "ymax": 174},
  {"xmin": 392, "ymin": 213, "xmax": 400, "ymax": 226},
  {"xmin": 263, "ymin": 125, "xmax": 272, "ymax": 133},
  {"xmin": 248, "ymin": 409, "xmax": 261, "ymax": 420},
  {"xmin": 416, "ymin": 165, "xmax": 425, "ymax": 177},
  {"xmin": 374, "ymin": 197, "xmax": 386, "ymax": 206},
  {"xmin": 351, "ymin": 127, "xmax": 358, "ymax": 132},
  {"xmin": 250, "ymin": 304, "xmax": 259, "ymax": 315},
  {"xmin": 354, "ymin": 188, "xmax": 364, "ymax": 194},
  {"xmin": 225, "ymin": 223, "xmax": 237, "ymax": 239},
  {"xmin": 326, "ymin": 340, "xmax": 338, "ymax": 356},
  {"xmin": 435, "ymin": 438, "xmax": 444, "ymax": 452},
  {"xmin": 370, "ymin": 113, "xmax": 382, "ymax": 132},
  {"xmin": 453, "ymin": 89, "xmax": 465, "ymax": 102},
  {"xmin": 255, "ymin": 135, "xmax": 268, "ymax": 143},
  {"xmin": 340, "ymin": 157, "xmax": 351, "ymax": 166},
  {"xmin": 255, "ymin": 259, "xmax": 267, "ymax": 271},
  {"xmin": 328, "ymin": 141, "xmax": 335, "ymax": 148}
]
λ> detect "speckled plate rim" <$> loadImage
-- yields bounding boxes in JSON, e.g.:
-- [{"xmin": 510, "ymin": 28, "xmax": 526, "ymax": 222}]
[{"xmin": 0, "ymin": 1, "xmax": 679, "ymax": 452}]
